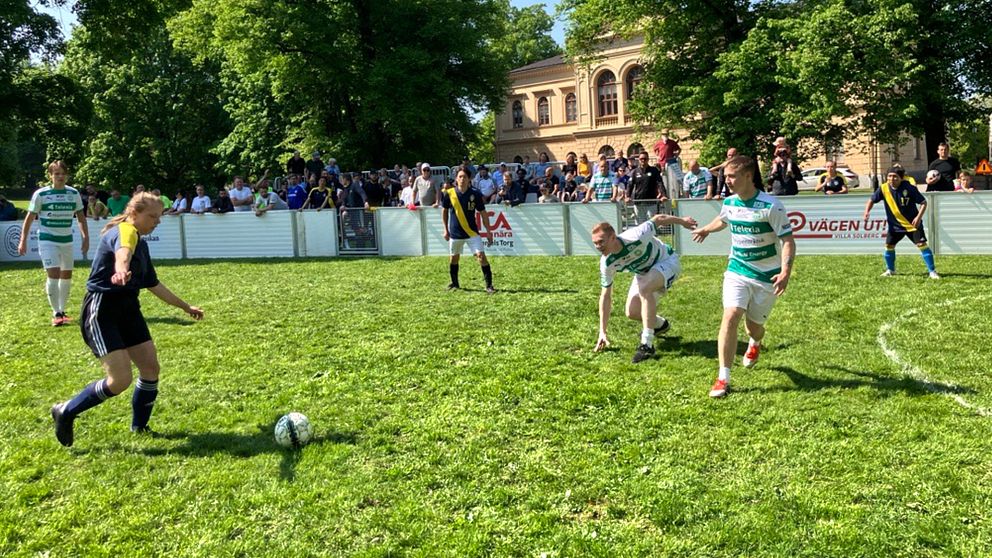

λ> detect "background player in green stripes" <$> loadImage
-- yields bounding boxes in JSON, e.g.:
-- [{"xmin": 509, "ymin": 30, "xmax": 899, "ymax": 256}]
[
  {"xmin": 17, "ymin": 161, "xmax": 90, "ymax": 326},
  {"xmin": 692, "ymin": 156, "xmax": 796, "ymax": 398},
  {"xmin": 592, "ymin": 214, "xmax": 697, "ymax": 363}
]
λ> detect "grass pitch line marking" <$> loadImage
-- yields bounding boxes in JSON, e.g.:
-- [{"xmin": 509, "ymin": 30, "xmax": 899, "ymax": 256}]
[{"xmin": 877, "ymin": 295, "xmax": 992, "ymax": 417}]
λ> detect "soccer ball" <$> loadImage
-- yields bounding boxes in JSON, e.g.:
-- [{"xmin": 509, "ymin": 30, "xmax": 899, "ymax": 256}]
[
  {"xmin": 926, "ymin": 169, "xmax": 940, "ymax": 183},
  {"xmin": 274, "ymin": 412, "xmax": 313, "ymax": 448}
]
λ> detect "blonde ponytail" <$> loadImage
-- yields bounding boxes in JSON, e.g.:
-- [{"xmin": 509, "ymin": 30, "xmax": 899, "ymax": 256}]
[{"xmin": 102, "ymin": 192, "xmax": 165, "ymax": 234}]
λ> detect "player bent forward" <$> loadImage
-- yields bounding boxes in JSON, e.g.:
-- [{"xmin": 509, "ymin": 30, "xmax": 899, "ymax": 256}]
[
  {"xmin": 50, "ymin": 193, "xmax": 204, "ymax": 447},
  {"xmin": 593, "ymin": 214, "xmax": 697, "ymax": 363},
  {"xmin": 691, "ymin": 156, "xmax": 796, "ymax": 398}
]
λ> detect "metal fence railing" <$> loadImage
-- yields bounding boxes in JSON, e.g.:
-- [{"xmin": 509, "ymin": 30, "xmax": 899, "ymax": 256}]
[{"xmin": 339, "ymin": 208, "xmax": 377, "ymax": 254}]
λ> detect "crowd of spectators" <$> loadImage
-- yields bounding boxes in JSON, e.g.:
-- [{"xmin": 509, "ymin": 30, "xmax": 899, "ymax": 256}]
[{"xmin": 62, "ymin": 138, "xmax": 982, "ymax": 223}]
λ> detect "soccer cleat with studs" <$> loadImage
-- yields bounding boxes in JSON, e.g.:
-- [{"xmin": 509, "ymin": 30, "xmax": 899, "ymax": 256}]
[
  {"xmin": 928, "ymin": 271, "xmax": 941, "ymax": 279},
  {"xmin": 709, "ymin": 379, "xmax": 729, "ymax": 398},
  {"xmin": 51, "ymin": 402, "xmax": 74, "ymax": 447},
  {"xmin": 654, "ymin": 317, "xmax": 671, "ymax": 336},
  {"xmin": 631, "ymin": 344, "xmax": 656, "ymax": 364},
  {"xmin": 881, "ymin": 270, "xmax": 895, "ymax": 277},
  {"xmin": 447, "ymin": 283, "xmax": 460, "ymax": 291},
  {"xmin": 486, "ymin": 285, "xmax": 496, "ymax": 295},
  {"xmin": 742, "ymin": 343, "xmax": 761, "ymax": 368}
]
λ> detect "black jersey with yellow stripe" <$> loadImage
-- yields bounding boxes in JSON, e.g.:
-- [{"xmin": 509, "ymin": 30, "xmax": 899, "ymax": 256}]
[{"xmin": 86, "ymin": 222, "xmax": 159, "ymax": 293}]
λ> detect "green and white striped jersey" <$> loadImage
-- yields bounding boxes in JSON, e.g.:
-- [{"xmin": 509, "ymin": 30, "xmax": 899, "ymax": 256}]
[
  {"xmin": 27, "ymin": 186, "xmax": 84, "ymax": 245},
  {"xmin": 600, "ymin": 220, "xmax": 676, "ymax": 288},
  {"xmin": 718, "ymin": 191, "xmax": 792, "ymax": 284}
]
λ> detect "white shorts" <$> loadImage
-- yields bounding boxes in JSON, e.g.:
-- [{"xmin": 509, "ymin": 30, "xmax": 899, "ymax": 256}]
[
  {"xmin": 627, "ymin": 256, "xmax": 681, "ymax": 301},
  {"xmin": 722, "ymin": 272, "xmax": 776, "ymax": 324},
  {"xmin": 39, "ymin": 243, "xmax": 74, "ymax": 271},
  {"xmin": 449, "ymin": 236, "xmax": 485, "ymax": 255}
]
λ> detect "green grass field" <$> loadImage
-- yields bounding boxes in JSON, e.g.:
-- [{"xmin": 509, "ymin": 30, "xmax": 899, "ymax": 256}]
[{"xmin": 2, "ymin": 255, "xmax": 991, "ymax": 557}]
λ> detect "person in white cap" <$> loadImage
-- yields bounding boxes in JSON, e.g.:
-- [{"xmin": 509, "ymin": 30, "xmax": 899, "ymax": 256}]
[{"xmin": 413, "ymin": 163, "xmax": 440, "ymax": 207}]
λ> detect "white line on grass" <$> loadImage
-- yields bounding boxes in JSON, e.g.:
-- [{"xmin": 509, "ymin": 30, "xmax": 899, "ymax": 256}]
[{"xmin": 877, "ymin": 294, "xmax": 991, "ymax": 416}]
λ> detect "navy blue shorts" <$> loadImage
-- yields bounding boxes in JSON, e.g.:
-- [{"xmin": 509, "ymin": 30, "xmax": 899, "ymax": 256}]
[
  {"xmin": 886, "ymin": 228, "xmax": 927, "ymax": 247},
  {"xmin": 80, "ymin": 291, "xmax": 152, "ymax": 358}
]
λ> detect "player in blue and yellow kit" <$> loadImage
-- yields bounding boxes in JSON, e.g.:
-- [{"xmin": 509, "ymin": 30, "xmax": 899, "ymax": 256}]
[
  {"xmin": 441, "ymin": 168, "xmax": 496, "ymax": 293},
  {"xmin": 863, "ymin": 167, "xmax": 939, "ymax": 279},
  {"xmin": 50, "ymin": 193, "xmax": 204, "ymax": 447}
]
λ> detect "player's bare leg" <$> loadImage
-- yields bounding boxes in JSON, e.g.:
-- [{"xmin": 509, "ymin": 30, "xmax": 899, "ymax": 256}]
[
  {"xmin": 742, "ymin": 318, "xmax": 764, "ymax": 368},
  {"xmin": 711, "ymin": 307, "xmax": 746, "ymax": 397}
]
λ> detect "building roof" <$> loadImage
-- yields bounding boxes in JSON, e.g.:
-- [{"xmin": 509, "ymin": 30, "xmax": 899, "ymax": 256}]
[{"xmin": 510, "ymin": 54, "xmax": 567, "ymax": 74}]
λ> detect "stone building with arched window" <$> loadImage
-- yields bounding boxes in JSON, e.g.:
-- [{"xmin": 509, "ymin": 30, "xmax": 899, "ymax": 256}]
[{"xmin": 494, "ymin": 36, "xmax": 928, "ymax": 179}]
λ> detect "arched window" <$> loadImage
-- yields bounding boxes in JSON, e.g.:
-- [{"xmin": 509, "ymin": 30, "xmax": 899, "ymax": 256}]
[
  {"xmin": 537, "ymin": 97, "xmax": 550, "ymax": 126},
  {"xmin": 625, "ymin": 65, "xmax": 644, "ymax": 100},
  {"xmin": 597, "ymin": 71, "xmax": 618, "ymax": 117},
  {"xmin": 627, "ymin": 143, "xmax": 644, "ymax": 157},
  {"xmin": 565, "ymin": 93, "xmax": 577, "ymax": 123},
  {"xmin": 512, "ymin": 101, "xmax": 523, "ymax": 129},
  {"xmin": 598, "ymin": 145, "xmax": 615, "ymax": 158}
]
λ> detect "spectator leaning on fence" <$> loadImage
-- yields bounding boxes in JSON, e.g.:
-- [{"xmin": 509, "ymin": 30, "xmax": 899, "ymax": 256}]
[
  {"xmin": 474, "ymin": 166, "xmax": 498, "ymax": 204},
  {"xmin": 413, "ymin": 163, "xmax": 439, "ymax": 207},
  {"xmin": 815, "ymin": 161, "xmax": 848, "ymax": 195},
  {"xmin": 213, "ymin": 187, "xmax": 234, "ymax": 213},
  {"xmin": 954, "ymin": 171, "xmax": 975, "ymax": 193},
  {"xmin": 682, "ymin": 160, "xmax": 713, "ymax": 199},
  {"xmin": 254, "ymin": 182, "xmax": 288, "ymax": 216},
  {"xmin": 926, "ymin": 142, "xmax": 960, "ymax": 192},
  {"xmin": 585, "ymin": 160, "xmax": 616, "ymax": 203},
  {"xmin": 399, "ymin": 177, "xmax": 415, "ymax": 207},
  {"xmin": 166, "ymin": 190, "xmax": 188, "ymax": 215},
  {"xmin": 86, "ymin": 195, "xmax": 109, "ymax": 220},
  {"xmin": 189, "ymin": 185, "xmax": 211, "ymax": 214},
  {"xmin": 229, "ymin": 176, "xmax": 254, "ymax": 212}
]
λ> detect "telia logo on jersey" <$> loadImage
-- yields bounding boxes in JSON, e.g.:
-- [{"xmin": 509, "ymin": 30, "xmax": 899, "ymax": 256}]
[
  {"xmin": 3, "ymin": 226, "xmax": 20, "ymax": 258},
  {"xmin": 476, "ymin": 210, "xmax": 516, "ymax": 251},
  {"xmin": 788, "ymin": 211, "xmax": 888, "ymax": 240}
]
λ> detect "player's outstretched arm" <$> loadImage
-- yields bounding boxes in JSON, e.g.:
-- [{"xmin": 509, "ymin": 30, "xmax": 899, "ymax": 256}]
[
  {"xmin": 595, "ymin": 286, "xmax": 612, "ymax": 352},
  {"xmin": 691, "ymin": 215, "xmax": 726, "ymax": 242},
  {"xmin": 148, "ymin": 283, "xmax": 204, "ymax": 320},
  {"xmin": 651, "ymin": 214, "xmax": 697, "ymax": 230}
]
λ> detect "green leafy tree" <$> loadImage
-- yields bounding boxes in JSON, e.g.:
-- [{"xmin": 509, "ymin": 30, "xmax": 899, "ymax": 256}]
[
  {"xmin": 564, "ymin": 0, "xmax": 992, "ymax": 166},
  {"xmin": 493, "ymin": 3, "xmax": 561, "ymax": 70},
  {"xmin": 467, "ymin": 112, "xmax": 496, "ymax": 163},
  {"xmin": 169, "ymin": 0, "xmax": 514, "ymax": 171}
]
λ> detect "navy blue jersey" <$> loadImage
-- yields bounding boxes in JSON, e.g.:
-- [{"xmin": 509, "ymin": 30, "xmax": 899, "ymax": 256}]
[
  {"xmin": 86, "ymin": 222, "xmax": 159, "ymax": 293},
  {"xmin": 441, "ymin": 187, "xmax": 485, "ymax": 239},
  {"xmin": 871, "ymin": 180, "xmax": 926, "ymax": 233}
]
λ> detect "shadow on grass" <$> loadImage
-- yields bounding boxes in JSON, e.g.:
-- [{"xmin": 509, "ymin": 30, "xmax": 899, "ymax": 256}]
[
  {"xmin": 933, "ymin": 272, "xmax": 992, "ymax": 280},
  {"xmin": 455, "ymin": 286, "xmax": 577, "ymax": 294},
  {"xmin": 656, "ymin": 336, "xmax": 747, "ymax": 359},
  {"xmin": 136, "ymin": 418, "xmax": 359, "ymax": 481},
  {"xmin": 734, "ymin": 365, "xmax": 975, "ymax": 397}
]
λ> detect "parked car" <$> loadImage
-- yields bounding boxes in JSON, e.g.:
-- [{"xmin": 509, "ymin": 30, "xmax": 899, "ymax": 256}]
[{"xmin": 796, "ymin": 166, "xmax": 861, "ymax": 190}]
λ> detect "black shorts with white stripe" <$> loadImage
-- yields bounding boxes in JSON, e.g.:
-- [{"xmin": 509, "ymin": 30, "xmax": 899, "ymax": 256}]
[{"xmin": 80, "ymin": 291, "xmax": 152, "ymax": 358}]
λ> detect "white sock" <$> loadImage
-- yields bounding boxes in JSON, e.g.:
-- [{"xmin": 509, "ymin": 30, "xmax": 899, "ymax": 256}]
[
  {"xmin": 749, "ymin": 337, "xmax": 759, "ymax": 348},
  {"xmin": 655, "ymin": 316, "xmax": 666, "ymax": 328},
  {"xmin": 640, "ymin": 328, "xmax": 654, "ymax": 346},
  {"xmin": 58, "ymin": 278, "xmax": 72, "ymax": 314},
  {"xmin": 46, "ymin": 278, "xmax": 59, "ymax": 315},
  {"xmin": 718, "ymin": 366, "xmax": 731, "ymax": 382}
]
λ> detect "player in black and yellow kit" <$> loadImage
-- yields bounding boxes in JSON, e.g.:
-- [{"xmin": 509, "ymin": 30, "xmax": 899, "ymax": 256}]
[
  {"xmin": 441, "ymin": 168, "xmax": 496, "ymax": 293},
  {"xmin": 863, "ymin": 167, "xmax": 939, "ymax": 279},
  {"xmin": 50, "ymin": 193, "xmax": 204, "ymax": 447}
]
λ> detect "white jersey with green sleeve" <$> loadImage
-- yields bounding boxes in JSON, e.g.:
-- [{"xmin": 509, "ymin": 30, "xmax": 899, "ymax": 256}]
[
  {"xmin": 718, "ymin": 191, "xmax": 792, "ymax": 284},
  {"xmin": 27, "ymin": 186, "xmax": 84, "ymax": 245},
  {"xmin": 600, "ymin": 221, "xmax": 676, "ymax": 288}
]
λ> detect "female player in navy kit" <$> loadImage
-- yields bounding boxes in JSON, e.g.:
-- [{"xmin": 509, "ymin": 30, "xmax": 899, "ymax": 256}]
[{"xmin": 51, "ymin": 192, "xmax": 203, "ymax": 447}]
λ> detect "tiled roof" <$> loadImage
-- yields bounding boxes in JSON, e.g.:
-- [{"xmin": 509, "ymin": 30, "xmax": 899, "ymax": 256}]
[{"xmin": 510, "ymin": 54, "xmax": 567, "ymax": 74}]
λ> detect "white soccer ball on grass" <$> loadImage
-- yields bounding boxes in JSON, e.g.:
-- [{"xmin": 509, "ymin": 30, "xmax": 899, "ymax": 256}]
[{"xmin": 274, "ymin": 412, "xmax": 313, "ymax": 448}]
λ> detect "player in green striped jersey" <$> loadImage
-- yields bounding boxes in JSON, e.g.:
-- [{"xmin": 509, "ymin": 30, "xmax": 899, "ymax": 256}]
[
  {"xmin": 17, "ymin": 161, "xmax": 90, "ymax": 326},
  {"xmin": 592, "ymin": 213, "xmax": 697, "ymax": 363},
  {"xmin": 692, "ymin": 156, "xmax": 795, "ymax": 398}
]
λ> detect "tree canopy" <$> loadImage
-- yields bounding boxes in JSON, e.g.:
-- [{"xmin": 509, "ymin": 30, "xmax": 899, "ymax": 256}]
[{"xmin": 564, "ymin": 0, "xmax": 992, "ymax": 166}]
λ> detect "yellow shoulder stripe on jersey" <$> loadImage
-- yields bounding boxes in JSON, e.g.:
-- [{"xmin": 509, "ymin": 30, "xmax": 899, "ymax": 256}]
[
  {"xmin": 880, "ymin": 184, "xmax": 916, "ymax": 232},
  {"xmin": 447, "ymin": 188, "xmax": 478, "ymax": 238},
  {"xmin": 119, "ymin": 222, "xmax": 140, "ymax": 251}
]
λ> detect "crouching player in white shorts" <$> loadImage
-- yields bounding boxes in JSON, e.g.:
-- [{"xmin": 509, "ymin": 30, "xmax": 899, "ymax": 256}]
[
  {"xmin": 592, "ymin": 214, "xmax": 698, "ymax": 363},
  {"xmin": 691, "ymin": 156, "xmax": 795, "ymax": 398}
]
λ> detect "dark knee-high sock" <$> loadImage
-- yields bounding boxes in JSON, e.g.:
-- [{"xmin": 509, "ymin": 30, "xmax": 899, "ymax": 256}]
[
  {"xmin": 131, "ymin": 378, "xmax": 159, "ymax": 430},
  {"xmin": 482, "ymin": 265, "xmax": 493, "ymax": 288},
  {"xmin": 62, "ymin": 379, "xmax": 116, "ymax": 418},
  {"xmin": 449, "ymin": 263, "xmax": 459, "ymax": 286},
  {"xmin": 919, "ymin": 245, "xmax": 936, "ymax": 272}
]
